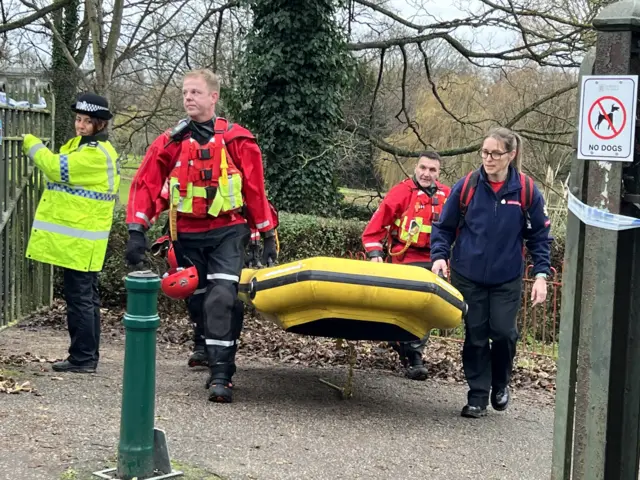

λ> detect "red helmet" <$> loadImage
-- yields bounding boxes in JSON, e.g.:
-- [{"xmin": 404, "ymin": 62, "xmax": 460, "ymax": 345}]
[
  {"xmin": 166, "ymin": 244, "xmax": 178, "ymax": 270},
  {"xmin": 150, "ymin": 235, "xmax": 171, "ymax": 257},
  {"xmin": 161, "ymin": 266, "xmax": 198, "ymax": 299}
]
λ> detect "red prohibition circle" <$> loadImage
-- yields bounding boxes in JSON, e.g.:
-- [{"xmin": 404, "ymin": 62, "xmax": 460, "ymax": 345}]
[{"xmin": 587, "ymin": 95, "xmax": 626, "ymax": 140}]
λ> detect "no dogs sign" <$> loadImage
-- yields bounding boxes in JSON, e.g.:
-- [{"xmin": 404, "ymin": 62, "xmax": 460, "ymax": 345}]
[{"xmin": 577, "ymin": 75, "xmax": 638, "ymax": 162}]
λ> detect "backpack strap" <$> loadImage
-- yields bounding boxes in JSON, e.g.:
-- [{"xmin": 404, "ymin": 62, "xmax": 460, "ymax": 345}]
[
  {"xmin": 458, "ymin": 169, "xmax": 481, "ymax": 229},
  {"xmin": 519, "ymin": 172, "xmax": 534, "ymax": 211},
  {"xmin": 459, "ymin": 170, "xmax": 481, "ymax": 215}
]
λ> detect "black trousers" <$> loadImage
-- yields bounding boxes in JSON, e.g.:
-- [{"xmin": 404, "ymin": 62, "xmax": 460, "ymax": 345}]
[
  {"xmin": 389, "ymin": 261, "xmax": 433, "ymax": 362},
  {"xmin": 450, "ymin": 269, "xmax": 522, "ymax": 407},
  {"xmin": 182, "ymin": 224, "xmax": 250, "ymax": 382},
  {"xmin": 63, "ymin": 268, "xmax": 100, "ymax": 366}
]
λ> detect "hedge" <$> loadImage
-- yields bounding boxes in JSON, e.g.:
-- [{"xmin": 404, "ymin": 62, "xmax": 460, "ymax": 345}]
[{"xmin": 52, "ymin": 204, "xmax": 566, "ymax": 323}]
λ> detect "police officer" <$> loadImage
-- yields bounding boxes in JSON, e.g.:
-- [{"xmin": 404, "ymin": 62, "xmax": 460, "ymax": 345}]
[{"xmin": 22, "ymin": 93, "xmax": 120, "ymax": 373}]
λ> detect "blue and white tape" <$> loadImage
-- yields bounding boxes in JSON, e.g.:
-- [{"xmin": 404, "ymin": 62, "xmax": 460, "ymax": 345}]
[{"xmin": 568, "ymin": 190, "xmax": 640, "ymax": 231}]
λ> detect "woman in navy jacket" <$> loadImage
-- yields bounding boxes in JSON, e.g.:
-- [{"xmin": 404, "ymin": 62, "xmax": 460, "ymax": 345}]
[{"xmin": 430, "ymin": 127, "xmax": 551, "ymax": 418}]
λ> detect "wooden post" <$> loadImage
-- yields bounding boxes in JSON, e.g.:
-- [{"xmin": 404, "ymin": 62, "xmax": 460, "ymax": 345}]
[{"xmin": 551, "ymin": 1, "xmax": 640, "ymax": 479}]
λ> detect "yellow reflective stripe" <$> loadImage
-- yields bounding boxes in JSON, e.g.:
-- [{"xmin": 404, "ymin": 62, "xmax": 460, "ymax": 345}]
[
  {"xmin": 208, "ymin": 190, "xmax": 224, "ymax": 217},
  {"xmin": 192, "ymin": 185, "xmax": 207, "ymax": 197},
  {"xmin": 169, "ymin": 172, "xmax": 244, "ymax": 217},
  {"xmin": 182, "ymin": 183, "xmax": 194, "ymax": 212},
  {"xmin": 32, "ymin": 219, "xmax": 110, "ymax": 240}
]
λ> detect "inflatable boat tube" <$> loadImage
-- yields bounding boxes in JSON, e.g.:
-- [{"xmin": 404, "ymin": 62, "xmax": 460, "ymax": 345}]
[{"xmin": 238, "ymin": 256, "xmax": 467, "ymax": 342}]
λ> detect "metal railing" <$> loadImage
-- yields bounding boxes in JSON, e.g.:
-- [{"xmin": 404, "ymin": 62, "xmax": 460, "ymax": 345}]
[{"xmin": 0, "ymin": 88, "xmax": 55, "ymax": 327}]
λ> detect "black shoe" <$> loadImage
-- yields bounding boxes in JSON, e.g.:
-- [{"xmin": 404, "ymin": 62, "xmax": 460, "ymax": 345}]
[
  {"xmin": 491, "ymin": 387, "xmax": 509, "ymax": 411},
  {"xmin": 461, "ymin": 404, "xmax": 487, "ymax": 418},
  {"xmin": 52, "ymin": 359, "xmax": 96, "ymax": 373},
  {"xmin": 188, "ymin": 347, "xmax": 208, "ymax": 368}
]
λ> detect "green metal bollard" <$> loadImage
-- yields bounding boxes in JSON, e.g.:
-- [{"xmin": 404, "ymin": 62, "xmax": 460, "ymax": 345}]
[
  {"xmin": 117, "ymin": 270, "xmax": 161, "ymax": 479},
  {"xmin": 92, "ymin": 270, "xmax": 181, "ymax": 480}
]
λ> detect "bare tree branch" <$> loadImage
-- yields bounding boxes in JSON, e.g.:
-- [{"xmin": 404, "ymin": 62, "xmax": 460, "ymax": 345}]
[{"xmin": 0, "ymin": 0, "xmax": 71, "ymax": 33}]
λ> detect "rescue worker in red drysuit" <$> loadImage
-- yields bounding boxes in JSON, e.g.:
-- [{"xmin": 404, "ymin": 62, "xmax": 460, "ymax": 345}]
[
  {"xmin": 361, "ymin": 151, "xmax": 450, "ymax": 380},
  {"xmin": 149, "ymin": 177, "xmax": 279, "ymax": 369},
  {"xmin": 125, "ymin": 69, "xmax": 277, "ymax": 403}
]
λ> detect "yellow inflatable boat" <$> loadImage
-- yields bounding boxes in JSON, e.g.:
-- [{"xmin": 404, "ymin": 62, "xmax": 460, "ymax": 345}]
[{"xmin": 238, "ymin": 256, "xmax": 467, "ymax": 342}]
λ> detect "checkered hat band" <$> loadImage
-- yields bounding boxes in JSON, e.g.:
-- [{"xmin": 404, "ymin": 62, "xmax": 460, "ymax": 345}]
[{"xmin": 75, "ymin": 100, "xmax": 109, "ymax": 112}]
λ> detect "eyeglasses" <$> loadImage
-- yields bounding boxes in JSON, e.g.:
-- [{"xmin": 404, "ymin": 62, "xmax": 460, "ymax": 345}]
[{"xmin": 479, "ymin": 149, "xmax": 509, "ymax": 160}]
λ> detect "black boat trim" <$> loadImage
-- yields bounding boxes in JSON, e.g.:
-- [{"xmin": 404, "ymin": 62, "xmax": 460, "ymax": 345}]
[{"xmin": 247, "ymin": 269, "xmax": 468, "ymax": 314}]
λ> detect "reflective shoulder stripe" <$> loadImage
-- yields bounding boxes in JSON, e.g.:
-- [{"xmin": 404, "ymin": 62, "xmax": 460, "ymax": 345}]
[
  {"xmin": 28, "ymin": 143, "xmax": 46, "ymax": 161},
  {"xmin": 32, "ymin": 219, "xmax": 110, "ymax": 240},
  {"xmin": 60, "ymin": 155, "xmax": 70, "ymax": 183},
  {"xmin": 46, "ymin": 182, "xmax": 117, "ymax": 201}
]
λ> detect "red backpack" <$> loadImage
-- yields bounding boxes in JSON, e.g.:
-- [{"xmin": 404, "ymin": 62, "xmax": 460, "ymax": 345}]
[{"xmin": 458, "ymin": 169, "xmax": 534, "ymax": 229}]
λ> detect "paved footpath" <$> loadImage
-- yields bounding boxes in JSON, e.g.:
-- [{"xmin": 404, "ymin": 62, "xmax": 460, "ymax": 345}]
[{"xmin": 0, "ymin": 326, "xmax": 555, "ymax": 480}]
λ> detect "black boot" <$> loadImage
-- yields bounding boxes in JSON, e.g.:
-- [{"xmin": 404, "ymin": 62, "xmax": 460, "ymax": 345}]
[
  {"xmin": 187, "ymin": 344, "xmax": 208, "ymax": 368},
  {"xmin": 405, "ymin": 349, "xmax": 428, "ymax": 381},
  {"xmin": 206, "ymin": 372, "xmax": 233, "ymax": 403}
]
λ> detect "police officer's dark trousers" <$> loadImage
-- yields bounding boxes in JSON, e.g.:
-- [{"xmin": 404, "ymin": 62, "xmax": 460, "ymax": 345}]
[
  {"xmin": 181, "ymin": 224, "xmax": 250, "ymax": 384},
  {"xmin": 450, "ymin": 269, "xmax": 521, "ymax": 407},
  {"xmin": 63, "ymin": 268, "xmax": 100, "ymax": 366}
]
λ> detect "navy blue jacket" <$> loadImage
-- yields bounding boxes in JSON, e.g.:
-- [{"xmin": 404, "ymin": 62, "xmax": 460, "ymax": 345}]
[{"xmin": 430, "ymin": 165, "xmax": 552, "ymax": 286}]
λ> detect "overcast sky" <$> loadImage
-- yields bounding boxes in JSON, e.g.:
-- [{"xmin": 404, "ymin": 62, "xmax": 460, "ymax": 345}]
[{"xmin": 385, "ymin": 0, "xmax": 517, "ymax": 49}]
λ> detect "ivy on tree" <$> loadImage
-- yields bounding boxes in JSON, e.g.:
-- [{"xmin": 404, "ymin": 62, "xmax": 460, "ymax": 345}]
[
  {"xmin": 51, "ymin": 0, "xmax": 81, "ymax": 149},
  {"xmin": 227, "ymin": 0, "xmax": 352, "ymax": 215}
]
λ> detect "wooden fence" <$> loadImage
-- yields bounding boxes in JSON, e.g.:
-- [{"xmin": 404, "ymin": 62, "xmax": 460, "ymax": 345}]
[{"xmin": 0, "ymin": 88, "xmax": 55, "ymax": 328}]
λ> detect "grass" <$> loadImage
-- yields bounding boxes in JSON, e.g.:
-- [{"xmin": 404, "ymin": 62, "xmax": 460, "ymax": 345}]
[
  {"xmin": 59, "ymin": 468, "xmax": 78, "ymax": 480},
  {"xmin": 0, "ymin": 367, "xmax": 22, "ymax": 378},
  {"xmin": 339, "ymin": 187, "xmax": 382, "ymax": 207}
]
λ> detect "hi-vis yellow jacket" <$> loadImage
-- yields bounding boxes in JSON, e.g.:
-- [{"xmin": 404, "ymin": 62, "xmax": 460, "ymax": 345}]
[{"xmin": 22, "ymin": 134, "xmax": 120, "ymax": 272}]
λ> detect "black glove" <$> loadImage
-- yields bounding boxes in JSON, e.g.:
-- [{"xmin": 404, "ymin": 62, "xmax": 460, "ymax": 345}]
[
  {"xmin": 125, "ymin": 230, "xmax": 147, "ymax": 266},
  {"xmin": 262, "ymin": 234, "xmax": 277, "ymax": 266}
]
